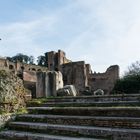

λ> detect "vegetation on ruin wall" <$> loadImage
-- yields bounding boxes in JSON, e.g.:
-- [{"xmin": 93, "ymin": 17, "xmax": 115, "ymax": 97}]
[
  {"xmin": 7, "ymin": 53, "xmax": 34, "ymax": 64},
  {"xmin": 0, "ymin": 70, "xmax": 30, "ymax": 114},
  {"xmin": 7, "ymin": 53, "xmax": 47, "ymax": 66},
  {"xmin": 113, "ymin": 61, "xmax": 140, "ymax": 94}
]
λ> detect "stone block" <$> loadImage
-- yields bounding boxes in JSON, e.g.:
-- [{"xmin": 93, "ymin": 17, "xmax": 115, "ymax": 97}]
[
  {"xmin": 57, "ymin": 85, "xmax": 78, "ymax": 96},
  {"xmin": 94, "ymin": 89, "xmax": 104, "ymax": 95}
]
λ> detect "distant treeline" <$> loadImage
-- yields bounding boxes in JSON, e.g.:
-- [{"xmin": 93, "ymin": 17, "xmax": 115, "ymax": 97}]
[{"xmin": 7, "ymin": 53, "xmax": 47, "ymax": 66}]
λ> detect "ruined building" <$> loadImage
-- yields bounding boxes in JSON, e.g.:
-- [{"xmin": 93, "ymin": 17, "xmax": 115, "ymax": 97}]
[
  {"xmin": 0, "ymin": 56, "xmax": 48, "ymax": 97},
  {"xmin": 0, "ymin": 50, "xmax": 119, "ymax": 97},
  {"xmin": 43, "ymin": 50, "xmax": 119, "ymax": 94}
]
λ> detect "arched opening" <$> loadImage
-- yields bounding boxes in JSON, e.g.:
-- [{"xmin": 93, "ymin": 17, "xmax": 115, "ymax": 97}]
[
  {"xmin": 21, "ymin": 66, "xmax": 24, "ymax": 71},
  {"xmin": 55, "ymin": 67, "xmax": 59, "ymax": 71},
  {"xmin": 32, "ymin": 68, "xmax": 36, "ymax": 71},
  {"xmin": 9, "ymin": 65, "xmax": 14, "ymax": 70},
  {"xmin": 37, "ymin": 69, "xmax": 42, "ymax": 72}
]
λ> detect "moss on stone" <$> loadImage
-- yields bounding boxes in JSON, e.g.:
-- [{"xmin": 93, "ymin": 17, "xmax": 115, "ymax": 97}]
[{"xmin": 0, "ymin": 70, "xmax": 30, "ymax": 114}]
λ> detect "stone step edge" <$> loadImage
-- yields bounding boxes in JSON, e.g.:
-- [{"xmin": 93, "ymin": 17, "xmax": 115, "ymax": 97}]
[
  {"xmin": 17, "ymin": 114, "xmax": 140, "ymax": 121},
  {"xmin": 43, "ymin": 94, "xmax": 140, "ymax": 99},
  {"xmin": 29, "ymin": 97, "xmax": 140, "ymax": 103},
  {"xmin": 40, "ymin": 101, "xmax": 140, "ymax": 103},
  {"xmin": 27, "ymin": 107, "xmax": 140, "ymax": 117},
  {"xmin": 9, "ymin": 121, "xmax": 140, "ymax": 133},
  {"xmin": 28, "ymin": 101, "xmax": 140, "ymax": 105},
  {"xmin": 15, "ymin": 114, "xmax": 140, "ymax": 129},
  {"xmin": 0, "ymin": 130, "xmax": 100, "ymax": 140},
  {"xmin": 27, "ymin": 106, "xmax": 140, "ymax": 110}
]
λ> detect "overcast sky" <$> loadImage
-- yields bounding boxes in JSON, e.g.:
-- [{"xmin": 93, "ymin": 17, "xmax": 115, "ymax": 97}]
[{"xmin": 0, "ymin": 0, "xmax": 140, "ymax": 75}]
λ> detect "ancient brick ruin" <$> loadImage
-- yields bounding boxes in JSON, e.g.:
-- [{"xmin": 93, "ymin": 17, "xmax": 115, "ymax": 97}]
[
  {"xmin": 0, "ymin": 50, "xmax": 119, "ymax": 97},
  {"xmin": 2, "ymin": 51, "xmax": 140, "ymax": 140},
  {"xmin": 0, "ymin": 56, "xmax": 48, "ymax": 98},
  {"xmin": 45, "ymin": 50, "xmax": 119, "ymax": 94}
]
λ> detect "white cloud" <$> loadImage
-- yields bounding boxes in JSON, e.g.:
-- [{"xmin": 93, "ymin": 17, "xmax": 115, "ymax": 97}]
[
  {"xmin": 0, "ymin": 15, "xmax": 58, "ymax": 58},
  {"xmin": 64, "ymin": 0, "xmax": 140, "ymax": 74},
  {"xmin": 0, "ymin": 0, "xmax": 140, "ymax": 75}
]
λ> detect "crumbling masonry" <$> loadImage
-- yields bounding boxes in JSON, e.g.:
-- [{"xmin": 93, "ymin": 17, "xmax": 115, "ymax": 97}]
[
  {"xmin": 0, "ymin": 50, "xmax": 119, "ymax": 97},
  {"xmin": 45, "ymin": 50, "xmax": 119, "ymax": 94}
]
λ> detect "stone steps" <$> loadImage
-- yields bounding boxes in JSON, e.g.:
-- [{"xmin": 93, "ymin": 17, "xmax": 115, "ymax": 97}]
[
  {"xmin": 0, "ymin": 130, "xmax": 100, "ymax": 140},
  {"xmin": 1, "ymin": 94, "xmax": 140, "ymax": 140},
  {"xmin": 27, "ymin": 101, "xmax": 140, "ymax": 107},
  {"xmin": 7, "ymin": 122, "xmax": 140, "ymax": 140},
  {"xmin": 28, "ymin": 94, "xmax": 140, "ymax": 103},
  {"xmin": 15, "ymin": 114, "xmax": 140, "ymax": 129},
  {"xmin": 27, "ymin": 106, "xmax": 140, "ymax": 117}
]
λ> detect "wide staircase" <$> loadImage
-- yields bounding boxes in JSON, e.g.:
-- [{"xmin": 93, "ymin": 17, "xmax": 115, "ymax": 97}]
[{"xmin": 1, "ymin": 94, "xmax": 140, "ymax": 140}]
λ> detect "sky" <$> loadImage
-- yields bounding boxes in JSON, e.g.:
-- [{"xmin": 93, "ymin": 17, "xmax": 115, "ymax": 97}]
[{"xmin": 0, "ymin": 0, "xmax": 140, "ymax": 75}]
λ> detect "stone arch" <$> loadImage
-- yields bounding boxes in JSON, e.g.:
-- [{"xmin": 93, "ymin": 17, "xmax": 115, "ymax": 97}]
[
  {"xmin": 32, "ymin": 68, "xmax": 36, "ymax": 71},
  {"xmin": 21, "ymin": 66, "xmax": 24, "ymax": 71},
  {"xmin": 9, "ymin": 65, "xmax": 14, "ymax": 70},
  {"xmin": 37, "ymin": 69, "xmax": 42, "ymax": 72}
]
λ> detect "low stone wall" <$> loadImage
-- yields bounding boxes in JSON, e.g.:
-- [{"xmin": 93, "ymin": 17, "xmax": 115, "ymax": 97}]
[{"xmin": 89, "ymin": 65, "xmax": 119, "ymax": 94}]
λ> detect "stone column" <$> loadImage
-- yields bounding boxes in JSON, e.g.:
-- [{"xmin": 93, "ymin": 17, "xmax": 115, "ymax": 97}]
[
  {"xmin": 45, "ymin": 71, "xmax": 63, "ymax": 97},
  {"xmin": 36, "ymin": 71, "xmax": 63, "ymax": 98},
  {"xmin": 36, "ymin": 72, "xmax": 45, "ymax": 98}
]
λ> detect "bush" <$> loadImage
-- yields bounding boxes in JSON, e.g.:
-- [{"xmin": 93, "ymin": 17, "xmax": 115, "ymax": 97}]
[{"xmin": 113, "ymin": 74, "xmax": 140, "ymax": 94}]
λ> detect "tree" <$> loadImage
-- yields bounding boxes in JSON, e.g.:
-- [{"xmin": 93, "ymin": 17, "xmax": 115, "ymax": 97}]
[
  {"xmin": 124, "ymin": 61, "xmax": 140, "ymax": 76},
  {"xmin": 7, "ymin": 53, "xmax": 34, "ymax": 64},
  {"xmin": 29, "ymin": 56, "xmax": 35, "ymax": 64},
  {"xmin": 113, "ymin": 61, "xmax": 140, "ymax": 94},
  {"xmin": 6, "ymin": 57, "xmax": 13, "ymax": 62},
  {"xmin": 113, "ymin": 75, "xmax": 140, "ymax": 94},
  {"xmin": 37, "ymin": 55, "xmax": 46, "ymax": 66}
]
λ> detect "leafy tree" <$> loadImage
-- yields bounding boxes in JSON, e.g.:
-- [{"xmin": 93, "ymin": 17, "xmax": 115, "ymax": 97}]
[
  {"xmin": 6, "ymin": 57, "xmax": 13, "ymax": 62},
  {"xmin": 113, "ymin": 61, "xmax": 140, "ymax": 94},
  {"xmin": 37, "ymin": 55, "xmax": 46, "ymax": 66},
  {"xmin": 7, "ymin": 53, "xmax": 34, "ymax": 64},
  {"xmin": 124, "ymin": 61, "xmax": 140, "ymax": 76},
  {"xmin": 113, "ymin": 75, "xmax": 140, "ymax": 94},
  {"xmin": 29, "ymin": 56, "xmax": 35, "ymax": 64}
]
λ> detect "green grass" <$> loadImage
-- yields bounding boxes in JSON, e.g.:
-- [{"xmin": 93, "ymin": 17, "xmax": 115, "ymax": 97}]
[{"xmin": 16, "ymin": 107, "xmax": 28, "ymax": 115}]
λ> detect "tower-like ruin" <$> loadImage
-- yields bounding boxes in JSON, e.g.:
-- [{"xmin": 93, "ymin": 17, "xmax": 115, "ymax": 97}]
[
  {"xmin": 0, "ymin": 50, "xmax": 119, "ymax": 97},
  {"xmin": 44, "ymin": 50, "xmax": 119, "ymax": 94}
]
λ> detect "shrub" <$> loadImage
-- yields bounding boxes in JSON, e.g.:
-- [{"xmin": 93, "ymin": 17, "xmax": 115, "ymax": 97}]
[
  {"xmin": 0, "ymin": 70, "xmax": 30, "ymax": 114},
  {"xmin": 113, "ymin": 74, "xmax": 140, "ymax": 94}
]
